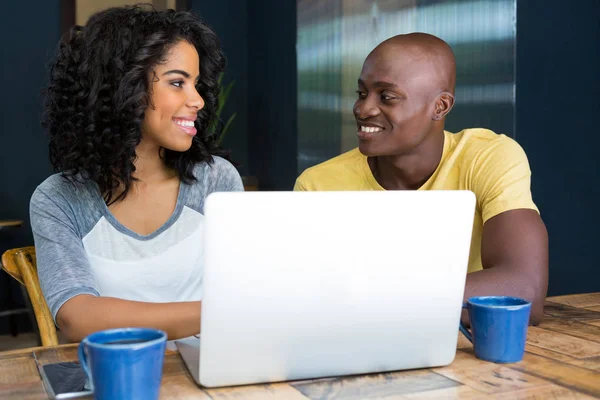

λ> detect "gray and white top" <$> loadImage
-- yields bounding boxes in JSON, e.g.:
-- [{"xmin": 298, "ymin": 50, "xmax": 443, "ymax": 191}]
[{"xmin": 30, "ymin": 156, "xmax": 243, "ymax": 323}]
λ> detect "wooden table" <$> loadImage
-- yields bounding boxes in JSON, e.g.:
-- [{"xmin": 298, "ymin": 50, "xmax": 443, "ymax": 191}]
[{"xmin": 1, "ymin": 293, "xmax": 599, "ymax": 399}]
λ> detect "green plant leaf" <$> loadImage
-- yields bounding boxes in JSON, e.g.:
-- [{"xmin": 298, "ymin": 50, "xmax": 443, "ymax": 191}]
[
  {"xmin": 219, "ymin": 112, "xmax": 237, "ymax": 144},
  {"xmin": 206, "ymin": 73, "xmax": 236, "ymax": 144}
]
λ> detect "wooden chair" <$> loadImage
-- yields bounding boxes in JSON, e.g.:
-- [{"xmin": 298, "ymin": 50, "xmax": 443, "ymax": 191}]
[{"xmin": 1, "ymin": 247, "xmax": 58, "ymax": 346}]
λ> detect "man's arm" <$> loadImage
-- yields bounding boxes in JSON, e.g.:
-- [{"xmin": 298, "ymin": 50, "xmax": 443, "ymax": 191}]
[{"xmin": 464, "ymin": 208, "xmax": 549, "ymax": 324}]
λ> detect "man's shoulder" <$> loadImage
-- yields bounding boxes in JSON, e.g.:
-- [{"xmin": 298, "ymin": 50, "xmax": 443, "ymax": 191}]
[
  {"xmin": 450, "ymin": 129, "xmax": 537, "ymax": 221},
  {"xmin": 305, "ymin": 148, "xmax": 364, "ymax": 173},
  {"xmin": 296, "ymin": 148, "xmax": 366, "ymax": 190},
  {"xmin": 452, "ymin": 128, "xmax": 528, "ymax": 165}
]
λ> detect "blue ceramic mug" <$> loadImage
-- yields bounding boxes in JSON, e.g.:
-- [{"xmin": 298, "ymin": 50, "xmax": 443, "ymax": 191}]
[
  {"xmin": 459, "ymin": 296, "xmax": 531, "ymax": 363},
  {"xmin": 78, "ymin": 327, "xmax": 167, "ymax": 400}
]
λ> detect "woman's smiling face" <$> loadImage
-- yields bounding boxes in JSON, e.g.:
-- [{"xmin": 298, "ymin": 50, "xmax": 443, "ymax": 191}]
[{"xmin": 141, "ymin": 40, "xmax": 205, "ymax": 152}]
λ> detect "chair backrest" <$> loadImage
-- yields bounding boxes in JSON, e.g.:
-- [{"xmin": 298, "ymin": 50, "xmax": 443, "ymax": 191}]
[{"xmin": 1, "ymin": 247, "xmax": 58, "ymax": 346}]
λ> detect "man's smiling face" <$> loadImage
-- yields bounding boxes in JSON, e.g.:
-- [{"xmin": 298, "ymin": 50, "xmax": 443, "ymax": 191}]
[{"xmin": 353, "ymin": 40, "xmax": 454, "ymax": 157}]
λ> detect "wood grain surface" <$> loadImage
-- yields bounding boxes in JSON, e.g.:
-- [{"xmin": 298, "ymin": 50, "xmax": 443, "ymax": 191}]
[{"xmin": 0, "ymin": 294, "xmax": 598, "ymax": 399}]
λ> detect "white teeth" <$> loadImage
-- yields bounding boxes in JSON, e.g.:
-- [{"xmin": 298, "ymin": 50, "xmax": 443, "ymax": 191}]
[
  {"xmin": 360, "ymin": 126, "xmax": 382, "ymax": 133},
  {"xmin": 175, "ymin": 119, "xmax": 194, "ymax": 127}
]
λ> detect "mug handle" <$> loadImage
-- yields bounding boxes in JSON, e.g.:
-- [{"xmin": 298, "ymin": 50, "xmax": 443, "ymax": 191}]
[
  {"xmin": 458, "ymin": 302, "xmax": 473, "ymax": 343},
  {"xmin": 78, "ymin": 341, "xmax": 94, "ymax": 391}
]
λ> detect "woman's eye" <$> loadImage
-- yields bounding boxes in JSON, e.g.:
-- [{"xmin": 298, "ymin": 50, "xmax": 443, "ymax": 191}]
[{"xmin": 171, "ymin": 81, "xmax": 184, "ymax": 88}]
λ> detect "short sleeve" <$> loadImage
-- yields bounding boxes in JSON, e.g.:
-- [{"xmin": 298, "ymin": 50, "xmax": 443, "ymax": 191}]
[
  {"xmin": 211, "ymin": 156, "xmax": 244, "ymax": 192},
  {"xmin": 293, "ymin": 175, "xmax": 308, "ymax": 191},
  {"xmin": 469, "ymin": 137, "xmax": 539, "ymax": 223},
  {"xmin": 30, "ymin": 184, "xmax": 99, "ymax": 324}
]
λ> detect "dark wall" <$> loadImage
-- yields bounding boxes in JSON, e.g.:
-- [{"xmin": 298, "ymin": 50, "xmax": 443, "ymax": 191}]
[
  {"xmin": 0, "ymin": 1, "xmax": 58, "ymax": 249},
  {"xmin": 246, "ymin": 0, "xmax": 298, "ymax": 190},
  {"xmin": 188, "ymin": 0, "xmax": 250, "ymax": 176},
  {"xmin": 0, "ymin": 1, "xmax": 60, "ymax": 333},
  {"xmin": 516, "ymin": 0, "xmax": 600, "ymax": 296},
  {"xmin": 189, "ymin": 0, "xmax": 298, "ymax": 188}
]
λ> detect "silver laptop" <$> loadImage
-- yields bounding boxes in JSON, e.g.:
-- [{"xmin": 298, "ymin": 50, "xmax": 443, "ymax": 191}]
[{"xmin": 177, "ymin": 190, "xmax": 475, "ymax": 388}]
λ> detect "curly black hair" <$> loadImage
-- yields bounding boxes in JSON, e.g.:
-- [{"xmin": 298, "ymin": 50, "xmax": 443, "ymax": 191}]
[{"xmin": 43, "ymin": 5, "xmax": 228, "ymax": 204}]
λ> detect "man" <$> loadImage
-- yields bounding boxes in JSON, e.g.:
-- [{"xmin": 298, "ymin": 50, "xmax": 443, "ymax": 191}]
[{"xmin": 294, "ymin": 33, "xmax": 548, "ymax": 324}]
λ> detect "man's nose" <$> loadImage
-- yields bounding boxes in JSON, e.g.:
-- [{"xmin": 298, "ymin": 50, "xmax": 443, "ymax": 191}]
[{"xmin": 354, "ymin": 98, "xmax": 380, "ymax": 119}]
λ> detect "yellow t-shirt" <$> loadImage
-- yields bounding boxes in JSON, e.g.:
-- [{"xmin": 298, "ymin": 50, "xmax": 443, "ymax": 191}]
[{"xmin": 294, "ymin": 128, "xmax": 539, "ymax": 273}]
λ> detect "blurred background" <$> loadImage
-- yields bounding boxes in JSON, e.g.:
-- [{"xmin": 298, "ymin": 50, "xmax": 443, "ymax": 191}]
[{"xmin": 0, "ymin": 0, "xmax": 598, "ymax": 343}]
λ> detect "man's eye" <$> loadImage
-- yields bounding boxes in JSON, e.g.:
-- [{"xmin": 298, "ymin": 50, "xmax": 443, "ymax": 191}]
[
  {"xmin": 355, "ymin": 90, "xmax": 367, "ymax": 99},
  {"xmin": 381, "ymin": 94, "xmax": 395, "ymax": 101}
]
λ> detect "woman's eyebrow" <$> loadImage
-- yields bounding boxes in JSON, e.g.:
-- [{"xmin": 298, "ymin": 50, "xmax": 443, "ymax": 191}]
[{"xmin": 162, "ymin": 69, "xmax": 190, "ymax": 78}]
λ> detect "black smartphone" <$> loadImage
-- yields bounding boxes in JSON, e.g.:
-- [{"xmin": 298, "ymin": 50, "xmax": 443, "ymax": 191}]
[{"xmin": 35, "ymin": 357, "xmax": 93, "ymax": 399}]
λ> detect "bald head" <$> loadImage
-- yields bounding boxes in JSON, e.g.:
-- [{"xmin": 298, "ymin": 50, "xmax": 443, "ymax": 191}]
[
  {"xmin": 367, "ymin": 32, "xmax": 456, "ymax": 95},
  {"xmin": 353, "ymin": 32, "xmax": 457, "ymax": 157}
]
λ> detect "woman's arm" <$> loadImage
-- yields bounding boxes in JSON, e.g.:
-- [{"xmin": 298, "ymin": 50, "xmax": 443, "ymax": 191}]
[
  {"xmin": 30, "ymin": 181, "xmax": 202, "ymax": 343},
  {"xmin": 57, "ymin": 295, "xmax": 201, "ymax": 342}
]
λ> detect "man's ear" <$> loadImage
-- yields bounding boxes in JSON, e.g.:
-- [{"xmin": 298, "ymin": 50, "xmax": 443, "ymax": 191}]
[{"xmin": 432, "ymin": 91, "xmax": 454, "ymax": 120}]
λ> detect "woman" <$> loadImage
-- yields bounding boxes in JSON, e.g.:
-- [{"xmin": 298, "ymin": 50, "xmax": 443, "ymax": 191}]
[{"xmin": 31, "ymin": 5, "xmax": 242, "ymax": 342}]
